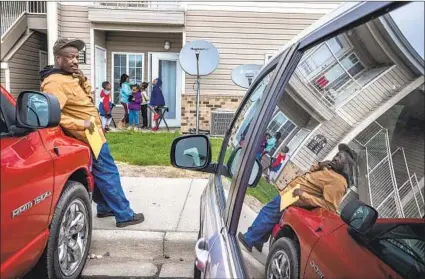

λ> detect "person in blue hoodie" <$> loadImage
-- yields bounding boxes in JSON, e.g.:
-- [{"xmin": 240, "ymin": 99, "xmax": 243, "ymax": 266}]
[{"xmin": 149, "ymin": 78, "xmax": 165, "ymax": 131}]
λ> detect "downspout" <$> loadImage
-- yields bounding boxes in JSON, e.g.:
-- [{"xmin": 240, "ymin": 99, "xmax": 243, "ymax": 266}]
[
  {"xmin": 47, "ymin": 2, "xmax": 58, "ymax": 65},
  {"xmin": 1, "ymin": 63, "xmax": 10, "ymax": 92}
]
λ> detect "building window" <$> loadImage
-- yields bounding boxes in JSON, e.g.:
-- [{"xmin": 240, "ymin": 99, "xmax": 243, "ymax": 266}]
[
  {"xmin": 295, "ymin": 34, "xmax": 367, "ymax": 107},
  {"xmin": 112, "ymin": 52, "xmax": 144, "ymax": 104},
  {"xmin": 266, "ymin": 111, "xmax": 296, "ymax": 155},
  {"xmin": 39, "ymin": 50, "xmax": 48, "ymax": 70},
  {"xmin": 79, "ymin": 47, "xmax": 87, "ymax": 64}
]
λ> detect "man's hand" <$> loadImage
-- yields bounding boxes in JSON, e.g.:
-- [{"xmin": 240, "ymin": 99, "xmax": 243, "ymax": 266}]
[
  {"xmin": 73, "ymin": 69, "xmax": 86, "ymax": 85},
  {"xmin": 292, "ymin": 188, "xmax": 304, "ymax": 197},
  {"xmin": 84, "ymin": 120, "xmax": 95, "ymax": 133}
]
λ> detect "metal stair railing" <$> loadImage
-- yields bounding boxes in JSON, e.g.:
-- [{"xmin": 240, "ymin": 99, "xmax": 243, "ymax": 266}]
[{"xmin": 1, "ymin": 1, "xmax": 46, "ymax": 39}]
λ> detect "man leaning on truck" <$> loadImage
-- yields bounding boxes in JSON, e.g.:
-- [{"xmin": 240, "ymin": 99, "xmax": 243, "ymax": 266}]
[{"xmin": 40, "ymin": 38, "xmax": 144, "ymax": 228}]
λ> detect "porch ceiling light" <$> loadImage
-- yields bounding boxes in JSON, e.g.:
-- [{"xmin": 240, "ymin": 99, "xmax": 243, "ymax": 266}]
[{"xmin": 164, "ymin": 41, "xmax": 171, "ymax": 50}]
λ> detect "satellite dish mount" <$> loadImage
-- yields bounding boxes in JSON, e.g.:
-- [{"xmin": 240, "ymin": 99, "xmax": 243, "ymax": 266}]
[
  {"xmin": 231, "ymin": 64, "xmax": 263, "ymax": 89},
  {"xmin": 179, "ymin": 40, "xmax": 219, "ymax": 134}
]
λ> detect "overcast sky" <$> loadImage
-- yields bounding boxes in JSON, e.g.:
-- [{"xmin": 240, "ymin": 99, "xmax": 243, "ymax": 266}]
[{"xmin": 390, "ymin": 2, "xmax": 424, "ymax": 59}]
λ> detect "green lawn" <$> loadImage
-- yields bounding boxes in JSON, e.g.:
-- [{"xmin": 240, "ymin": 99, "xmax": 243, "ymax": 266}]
[
  {"xmin": 106, "ymin": 131, "xmax": 223, "ymax": 166},
  {"xmin": 247, "ymin": 178, "xmax": 279, "ymax": 204},
  {"xmin": 106, "ymin": 131, "xmax": 278, "ymax": 204}
]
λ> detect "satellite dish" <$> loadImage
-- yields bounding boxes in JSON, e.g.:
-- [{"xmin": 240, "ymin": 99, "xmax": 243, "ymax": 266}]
[
  {"xmin": 179, "ymin": 40, "xmax": 219, "ymax": 76},
  {"xmin": 231, "ymin": 64, "xmax": 263, "ymax": 89},
  {"xmin": 179, "ymin": 40, "xmax": 220, "ymax": 134}
]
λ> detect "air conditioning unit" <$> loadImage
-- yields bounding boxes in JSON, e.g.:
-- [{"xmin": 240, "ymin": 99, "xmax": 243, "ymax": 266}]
[{"xmin": 210, "ymin": 109, "xmax": 235, "ymax": 137}]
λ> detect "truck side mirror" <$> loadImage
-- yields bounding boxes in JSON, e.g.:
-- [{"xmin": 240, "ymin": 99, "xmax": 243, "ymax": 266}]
[
  {"xmin": 16, "ymin": 91, "xmax": 61, "ymax": 129},
  {"xmin": 341, "ymin": 200, "xmax": 378, "ymax": 234},
  {"xmin": 171, "ymin": 134, "xmax": 212, "ymax": 170}
]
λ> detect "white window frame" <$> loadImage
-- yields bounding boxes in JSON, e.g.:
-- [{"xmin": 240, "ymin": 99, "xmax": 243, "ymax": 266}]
[
  {"xmin": 39, "ymin": 50, "xmax": 48, "ymax": 71},
  {"xmin": 267, "ymin": 111, "xmax": 297, "ymax": 156},
  {"xmin": 111, "ymin": 52, "xmax": 145, "ymax": 105},
  {"xmin": 264, "ymin": 53, "xmax": 275, "ymax": 65}
]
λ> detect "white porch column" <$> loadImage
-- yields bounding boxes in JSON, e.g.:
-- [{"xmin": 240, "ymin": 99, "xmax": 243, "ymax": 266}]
[{"xmin": 47, "ymin": 2, "xmax": 58, "ymax": 65}]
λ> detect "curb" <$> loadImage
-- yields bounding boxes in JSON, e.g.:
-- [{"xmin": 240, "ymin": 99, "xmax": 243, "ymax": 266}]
[{"xmin": 82, "ymin": 229, "xmax": 197, "ymax": 278}]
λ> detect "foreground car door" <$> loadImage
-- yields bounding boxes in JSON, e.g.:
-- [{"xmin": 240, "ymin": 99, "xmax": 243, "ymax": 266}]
[
  {"xmin": 197, "ymin": 45, "xmax": 298, "ymax": 278},
  {"xmin": 0, "ymin": 98, "xmax": 54, "ymax": 277}
]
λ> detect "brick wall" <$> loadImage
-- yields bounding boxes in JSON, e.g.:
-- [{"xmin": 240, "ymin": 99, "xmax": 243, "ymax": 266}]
[{"xmin": 181, "ymin": 94, "xmax": 243, "ymax": 133}]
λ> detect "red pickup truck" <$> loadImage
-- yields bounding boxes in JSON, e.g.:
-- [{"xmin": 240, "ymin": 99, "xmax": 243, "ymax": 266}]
[
  {"xmin": 0, "ymin": 86, "xmax": 94, "ymax": 279},
  {"xmin": 267, "ymin": 200, "xmax": 425, "ymax": 279}
]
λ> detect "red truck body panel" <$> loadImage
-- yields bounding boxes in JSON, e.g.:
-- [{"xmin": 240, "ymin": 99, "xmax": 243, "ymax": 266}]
[
  {"xmin": 272, "ymin": 206, "xmax": 423, "ymax": 279},
  {"xmin": 0, "ymin": 86, "xmax": 94, "ymax": 279}
]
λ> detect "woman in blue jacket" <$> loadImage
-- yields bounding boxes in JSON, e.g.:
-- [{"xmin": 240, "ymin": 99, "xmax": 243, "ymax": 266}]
[{"xmin": 119, "ymin": 74, "xmax": 131, "ymax": 128}]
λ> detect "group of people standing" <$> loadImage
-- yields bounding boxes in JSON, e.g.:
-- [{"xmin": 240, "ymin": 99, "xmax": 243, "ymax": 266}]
[{"xmin": 98, "ymin": 73, "xmax": 166, "ymax": 132}]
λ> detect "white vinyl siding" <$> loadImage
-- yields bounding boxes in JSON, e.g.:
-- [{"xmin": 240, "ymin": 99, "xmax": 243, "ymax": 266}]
[
  {"xmin": 184, "ymin": 10, "xmax": 326, "ymax": 96},
  {"xmin": 8, "ymin": 31, "xmax": 47, "ymax": 98},
  {"xmin": 59, "ymin": 5, "xmax": 91, "ymax": 81}
]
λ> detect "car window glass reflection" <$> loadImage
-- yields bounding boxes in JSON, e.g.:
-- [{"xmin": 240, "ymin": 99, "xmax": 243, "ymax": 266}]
[
  {"xmin": 26, "ymin": 93, "xmax": 49, "ymax": 127},
  {"xmin": 175, "ymin": 137, "xmax": 208, "ymax": 168}
]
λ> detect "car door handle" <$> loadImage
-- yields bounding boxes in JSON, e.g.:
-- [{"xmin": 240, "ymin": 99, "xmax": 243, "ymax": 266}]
[{"xmin": 195, "ymin": 237, "xmax": 209, "ymax": 273}]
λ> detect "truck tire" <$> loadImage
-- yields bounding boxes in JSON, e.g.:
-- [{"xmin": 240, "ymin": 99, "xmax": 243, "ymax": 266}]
[
  {"xmin": 46, "ymin": 181, "xmax": 92, "ymax": 279},
  {"xmin": 265, "ymin": 237, "xmax": 299, "ymax": 279}
]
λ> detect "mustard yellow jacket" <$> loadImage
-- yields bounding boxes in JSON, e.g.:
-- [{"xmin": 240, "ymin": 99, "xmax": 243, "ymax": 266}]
[
  {"xmin": 41, "ymin": 73, "xmax": 106, "ymax": 145},
  {"xmin": 280, "ymin": 163, "xmax": 347, "ymax": 213}
]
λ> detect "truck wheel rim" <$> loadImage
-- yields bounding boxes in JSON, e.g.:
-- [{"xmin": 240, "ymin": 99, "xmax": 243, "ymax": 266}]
[
  {"xmin": 268, "ymin": 250, "xmax": 290, "ymax": 279},
  {"xmin": 57, "ymin": 199, "xmax": 89, "ymax": 276}
]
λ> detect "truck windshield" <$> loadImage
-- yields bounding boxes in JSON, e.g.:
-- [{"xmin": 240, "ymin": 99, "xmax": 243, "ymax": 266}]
[{"xmin": 370, "ymin": 224, "xmax": 425, "ymax": 279}]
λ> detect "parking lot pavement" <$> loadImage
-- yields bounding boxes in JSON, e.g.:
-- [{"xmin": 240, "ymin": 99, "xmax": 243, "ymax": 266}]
[{"xmin": 85, "ymin": 177, "xmax": 266, "ymax": 278}]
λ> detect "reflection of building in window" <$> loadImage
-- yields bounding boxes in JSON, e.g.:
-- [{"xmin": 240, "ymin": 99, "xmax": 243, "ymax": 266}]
[
  {"xmin": 266, "ymin": 111, "xmax": 296, "ymax": 155},
  {"xmin": 294, "ymin": 30, "xmax": 396, "ymax": 108}
]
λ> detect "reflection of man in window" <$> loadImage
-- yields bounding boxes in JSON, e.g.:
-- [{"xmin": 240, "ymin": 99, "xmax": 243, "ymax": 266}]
[{"xmin": 238, "ymin": 144, "xmax": 356, "ymax": 253}]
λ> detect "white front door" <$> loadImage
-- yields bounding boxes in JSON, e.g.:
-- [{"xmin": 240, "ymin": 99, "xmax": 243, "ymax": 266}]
[
  {"xmin": 150, "ymin": 52, "xmax": 182, "ymax": 127},
  {"xmin": 95, "ymin": 46, "xmax": 107, "ymax": 107}
]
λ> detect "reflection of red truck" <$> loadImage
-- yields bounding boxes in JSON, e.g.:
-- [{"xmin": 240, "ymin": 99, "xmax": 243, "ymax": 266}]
[
  {"xmin": 267, "ymin": 200, "xmax": 425, "ymax": 279},
  {"xmin": 1, "ymin": 86, "xmax": 93, "ymax": 279}
]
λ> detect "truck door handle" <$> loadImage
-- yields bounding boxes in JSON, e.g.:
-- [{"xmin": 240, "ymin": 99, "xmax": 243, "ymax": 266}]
[
  {"xmin": 195, "ymin": 238, "xmax": 209, "ymax": 273},
  {"xmin": 53, "ymin": 146, "xmax": 59, "ymax": 156}
]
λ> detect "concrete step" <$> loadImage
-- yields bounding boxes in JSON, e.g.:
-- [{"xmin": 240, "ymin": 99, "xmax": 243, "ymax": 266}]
[
  {"xmin": 82, "ymin": 229, "xmax": 197, "ymax": 278},
  {"xmin": 81, "ymin": 258, "xmax": 194, "ymax": 278}
]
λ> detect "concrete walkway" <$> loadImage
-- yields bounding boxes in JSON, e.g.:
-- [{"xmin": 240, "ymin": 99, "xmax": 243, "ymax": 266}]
[{"xmin": 83, "ymin": 177, "xmax": 267, "ymax": 278}]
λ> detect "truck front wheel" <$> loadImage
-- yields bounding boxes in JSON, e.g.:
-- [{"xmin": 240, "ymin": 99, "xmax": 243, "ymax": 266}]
[
  {"xmin": 265, "ymin": 237, "xmax": 300, "ymax": 279},
  {"xmin": 46, "ymin": 181, "xmax": 92, "ymax": 279}
]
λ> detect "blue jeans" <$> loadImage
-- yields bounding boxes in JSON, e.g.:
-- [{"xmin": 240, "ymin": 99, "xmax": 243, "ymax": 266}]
[
  {"xmin": 92, "ymin": 143, "xmax": 134, "ymax": 222},
  {"xmin": 129, "ymin": 109, "xmax": 139, "ymax": 126},
  {"xmin": 244, "ymin": 194, "xmax": 282, "ymax": 247}
]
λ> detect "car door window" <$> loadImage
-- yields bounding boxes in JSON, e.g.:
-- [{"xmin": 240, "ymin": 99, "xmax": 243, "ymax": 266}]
[
  {"xmin": 0, "ymin": 108, "xmax": 8, "ymax": 135},
  {"xmin": 370, "ymin": 224, "xmax": 425, "ymax": 279},
  {"xmin": 233, "ymin": 3, "xmax": 425, "ymax": 278},
  {"xmin": 217, "ymin": 67, "xmax": 276, "ymax": 206}
]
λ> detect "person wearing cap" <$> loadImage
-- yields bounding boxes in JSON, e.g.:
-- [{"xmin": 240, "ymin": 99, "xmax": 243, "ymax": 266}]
[
  {"xmin": 238, "ymin": 143, "xmax": 356, "ymax": 253},
  {"xmin": 40, "ymin": 38, "xmax": 144, "ymax": 228}
]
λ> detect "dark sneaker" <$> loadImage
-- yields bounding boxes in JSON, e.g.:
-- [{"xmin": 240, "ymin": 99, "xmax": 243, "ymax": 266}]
[
  {"xmin": 254, "ymin": 241, "xmax": 264, "ymax": 253},
  {"xmin": 116, "ymin": 213, "xmax": 145, "ymax": 228},
  {"xmin": 97, "ymin": 211, "xmax": 115, "ymax": 218},
  {"xmin": 238, "ymin": 232, "xmax": 252, "ymax": 252}
]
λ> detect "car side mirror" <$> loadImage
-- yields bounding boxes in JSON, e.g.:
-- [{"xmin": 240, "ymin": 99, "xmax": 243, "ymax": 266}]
[
  {"xmin": 341, "ymin": 200, "xmax": 378, "ymax": 235},
  {"xmin": 227, "ymin": 147, "xmax": 262, "ymax": 187},
  {"xmin": 16, "ymin": 91, "xmax": 61, "ymax": 129},
  {"xmin": 170, "ymin": 134, "xmax": 212, "ymax": 171}
]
